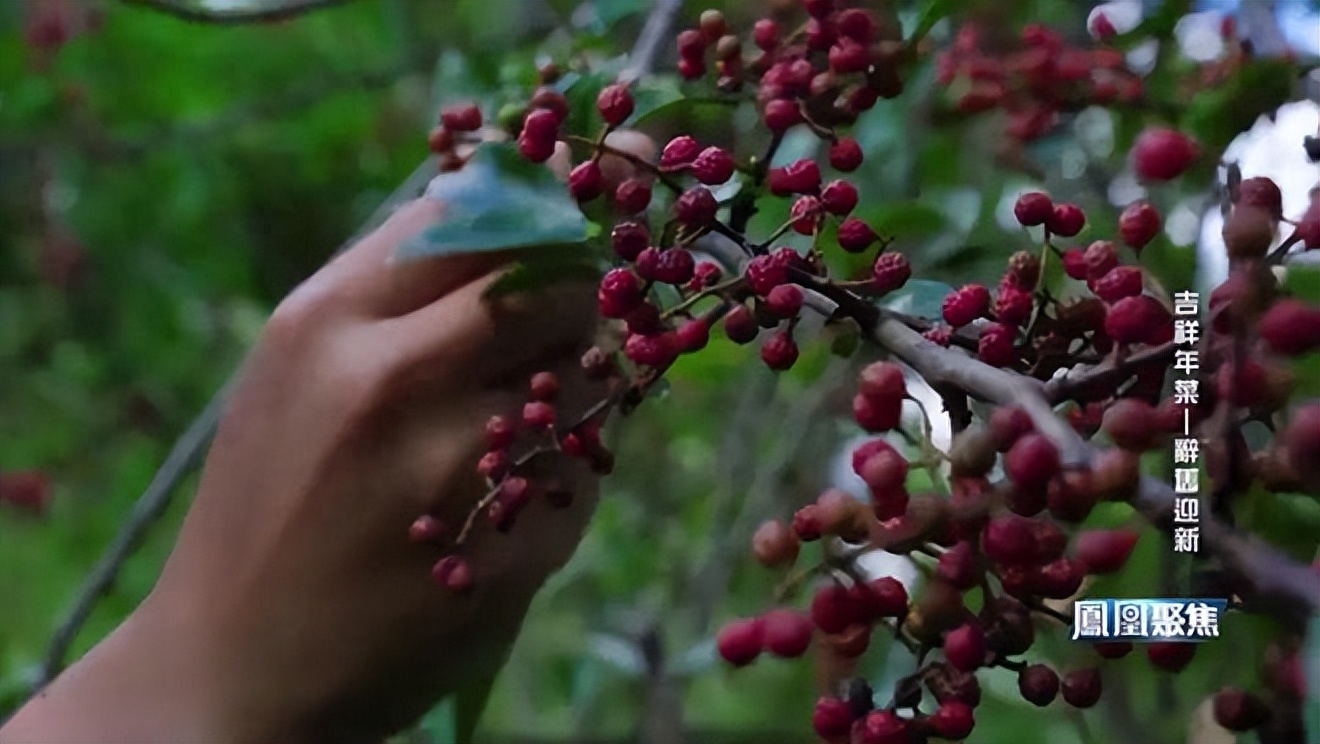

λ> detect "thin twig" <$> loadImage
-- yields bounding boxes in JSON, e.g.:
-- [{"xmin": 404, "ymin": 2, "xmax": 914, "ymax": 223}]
[
  {"xmin": 33, "ymin": 379, "xmax": 236, "ymax": 690},
  {"xmin": 119, "ymin": 0, "xmax": 363, "ymax": 24}
]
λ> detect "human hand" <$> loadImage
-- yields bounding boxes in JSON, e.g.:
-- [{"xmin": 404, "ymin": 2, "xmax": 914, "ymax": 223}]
[{"xmin": 2, "ymin": 188, "xmax": 605, "ymax": 744}]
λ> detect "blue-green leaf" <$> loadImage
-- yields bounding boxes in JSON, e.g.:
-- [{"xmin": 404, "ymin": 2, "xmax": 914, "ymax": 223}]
[
  {"xmin": 400, "ymin": 143, "xmax": 589, "ymax": 259},
  {"xmin": 881, "ymin": 279, "xmax": 955, "ymax": 320}
]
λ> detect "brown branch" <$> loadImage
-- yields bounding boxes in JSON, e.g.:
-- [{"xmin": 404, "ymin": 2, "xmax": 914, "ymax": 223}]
[
  {"xmin": 118, "ymin": 0, "xmax": 362, "ymax": 24},
  {"xmin": 1042, "ymin": 341, "xmax": 1177, "ymax": 404}
]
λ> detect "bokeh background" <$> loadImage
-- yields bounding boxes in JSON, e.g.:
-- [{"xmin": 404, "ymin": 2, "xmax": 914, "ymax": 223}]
[{"xmin": 2, "ymin": 1, "xmax": 1318, "ymax": 742}]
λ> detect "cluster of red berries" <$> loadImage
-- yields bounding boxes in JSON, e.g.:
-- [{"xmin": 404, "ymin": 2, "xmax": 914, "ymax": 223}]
[
  {"xmin": 935, "ymin": 22, "xmax": 1144, "ymax": 143},
  {"xmin": 677, "ymin": 3, "xmax": 908, "ymax": 129}
]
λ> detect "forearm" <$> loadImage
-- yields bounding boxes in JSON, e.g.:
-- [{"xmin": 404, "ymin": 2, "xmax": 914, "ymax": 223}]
[{"xmin": 0, "ymin": 598, "xmax": 232, "ymax": 744}]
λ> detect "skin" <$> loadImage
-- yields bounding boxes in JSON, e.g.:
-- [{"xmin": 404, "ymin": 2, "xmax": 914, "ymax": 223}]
[{"xmin": 0, "ymin": 193, "xmax": 610, "ymax": 743}]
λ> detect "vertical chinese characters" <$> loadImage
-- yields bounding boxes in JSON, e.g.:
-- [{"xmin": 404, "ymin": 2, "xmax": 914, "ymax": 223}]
[{"xmin": 1172, "ymin": 291, "xmax": 1201, "ymax": 554}]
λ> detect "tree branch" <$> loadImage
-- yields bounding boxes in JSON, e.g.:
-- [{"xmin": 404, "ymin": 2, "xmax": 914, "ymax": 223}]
[{"xmin": 118, "ymin": 0, "xmax": 363, "ymax": 24}]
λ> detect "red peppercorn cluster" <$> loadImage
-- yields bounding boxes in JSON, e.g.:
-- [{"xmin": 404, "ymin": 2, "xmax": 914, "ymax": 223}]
[
  {"xmin": 935, "ymin": 22, "xmax": 1144, "ymax": 143},
  {"xmin": 407, "ymin": 5, "xmax": 1320, "ymax": 740}
]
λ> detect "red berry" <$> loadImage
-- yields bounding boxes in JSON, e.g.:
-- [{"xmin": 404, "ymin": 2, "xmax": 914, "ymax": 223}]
[
  {"xmin": 812, "ymin": 697, "xmax": 855, "ymax": 740},
  {"xmin": 654, "ymin": 248, "xmax": 696, "ymax": 285},
  {"xmin": 860, "ymin": 576, "xmax": 909, "ymax": 618},
  {"xmin": 674, "ymin": 186, "xmax": 718, "ymax": 226},
  {"xmin": 1073, "ymin": 529, "xmax": 1139, "ymax": 574},
  {"xmin": 977, "ymin": 323, "xmax": 1017, "ymax": 367},
  {"xmin": 828, "ymin": 40, "xmax": 871, "ymax": 74},
  {"xmin": 1104, "ymin": 294, "xmax": 1161, "ymax": 345},
  {"xmin": 1082, "ymin": 240, "xmax": 1119, "ymax": 280},
  {"xmin": 595, "ymin": 83, "xmax": 634, "ymax": 126},
  {"xmin": 676, "ymin": 318, "xmax": 710, "ymax": 353},
  {"xmin": 1215, "ymin": 357, "xmax": 1269, "ymax": 408},
  {"xmin": 982, "ymin": 515, "xmax": 1037, "ymax": 566},
  {"xmin": 432, "ymin": 555, "xmax": 474, "ymax": 593},
  {"xmin": 745, "ymin": 254, "xmax": 788, "ymax": 295},
  {"xmin": 1102, "ymin": 398, "xmax": 1161, "ymax": 451},
  {"xmin": 1018, "ymin": 664, "xmax": 1060, "ymax": 706},
  {"xmin": 944, "ymin": 622, "xmax": 987, "ymax": 671},
  {"xmin": 852, "ymin": 438, "xmax": 897, "ymax": 476},
  {"xmin": 484, "ymin": 415, "xmax": 517, "ymax": 450},
  {"xmin": 830, "ymin": 137, "xmax": 864, "ymax": 172},
  {"xmin": 1061, "ymin": 249, "xmax": 1088, "ymax": 280},
  {"xmin": 1146, "ymin": 642, "xmax": 1196, "ymax": 672},
  {"xmin": 802, "ymin": 0, "xmax": 836, "ymax": 17},
  {"xmin": 677, "ymin": 56, "xmax": 705, "ymax": 80},
  {"xmin": 763, "ymin": 98, "xmax": 802, "ymax": 133},
  {"xmin": 1285, "ymin": 403, "xmax": 1320, "ymax": 483},
  {"xmin": 1089, "ymin": 10, "xmax": 1118, "ymax": 38},
  {"xmin": 598, "ymin": 268, "xmax": 643, "ymax": 319},
  {"xmin": 836, "ymin": 8, "xmax": 876, "ymax": 42},
  {"xmin": 529, "ymin": 371, "xmax": 559, "ymax": 401},
  {"xmin": 858, "ymin": 361, "xmax": 905, "ymax": 403},
  {"xmin": 943, "ymin": 284, "xmax": 990, "ymax": 328},
  {"xmin": 660, "ymin": 136, "xmax": 701, "ymax": 168},
  {"xmin": 624, "ymin": 332, "xmax": 678, "ymax": 368},
  {"xmin": 1090, "ymin": 266, "xmax": 1144, "ymax": 303},
  {"xmin": 762, "ymin": 609, "xmax": 815, "ymax": 658},
  {"xmin": 1119, "ymin": 201, "xmax": 1162, "ymax": 251},
  {"xmin": 1014, "ymin": 191, "xmax": 1054, "ymax": 227},
  {"xmin": 1047, "ymin": 203, "xmax": 1086, "ymax": 237},
  {"xmin": 477, "ymin": 450, "xmax": 509, "ymax": 480},
  {"xmin": 613, "ymin": 179, "xmax": 652, "ymax": 214},
  {"xmin": 753, "ymin": 519, "xmax": 800, "ymax": 568},
  {"xmin": 1035, "ymin": 557, "xmax": 1086, "ymax": 599},
  {"xmin": 854, "ymin": 394, "xmax": 902, "ymax": 432},
  {"xmin": 723, "ymin": 304, "xmax": 758, "ymax": 344},
  {"xmin": 838, "ymin": 217, "xmax": 878, "ymax": 252},
  {"xmin": 1294, "ymin": 194, "xmax": 1320, "ymax": 249},
  {"xmin": 610, "ymin": 220, "xmax": 649, "ymax": 261},
  {"xmin": 1062, "ymin": 668, "xmax": 1102, "ymax": 708},
  {"xmin": 765, "ymin": 283, "xmax": 804, "ymax": 318},
  {"xmin": 790, "ymin": 195, "xmax": 822, "ymax": 235},
  {"xmin": 937, "ymin": 541, "xmax": 980, "ymax": 589},
  {"xmin": 408, "ymin": 515, "xmax": 446, "ymax": 544},
  {"xmin": 859, "ymin": 449, "xmax": 908, "ymax": 495},
  {"xmin": 1259, "ymin": 299, "xmax": 1320, "ymax": 355},
  {"xmin": 1212, "ymin": 688, "xmax": 1270, "ymax": 732},
  {"xmin": 1132, "ymin": 127, "xmax": 1200, "ymax": 181},
  {"xmin": 676, "ymin": 28, "xmax": 706, "ymax": 60},
  {"xmin": 768, "ymin": 158, "xmax": 821, "ymax": 196},
  {"xmin": 752, "ymin": 18, "xmax": 780, "ymax": 50},
  {"xmin": 931, "ymin": 701, "xmax": 975, "ymax": 740},
  {"xmin": 569, "ymin": 160, "xmax": 603, "ymax": 202},
  {"xmin": 811, "ymin": 584, "xmax": 861, "ymax": 634},
  {"xmin": 1094, "ymin": 641, "xmax": 1133, "ymax": 659},
  {"xmin": 994, "ymin": 285, "xmax": 1034, "ymax": 326},
  {"xmin": 440, "ymin": 102, "xmax": 482, "ymax": 132},
  {"xmin": 522, "ymin": 401, "xmax": 556, "ymax": 428},
  {"xmin": 1006, "ymin": 434, "xmax": 1059, "ymax": 490},
  {"xmin": 856, "ymin": 709, "xmax": 908, "ymax": 744},
  {"xmin": 1237, "ymin": 176, "xmax": 1283, "ymax": 220},
  {"xmin": 820, "ymin": 180, "xmax": 859, "ymax": 215},
  {"xmin": 989, "ymin": 406, "xmax": 1035, "ymax": 451},
  {"xmin": 872, "ymin": 252, "xmax": 911, "ymax": 294},
  {"xmin": 518, "ymin": 131, "xmax": 555, "ymax": 163},
  {"xmin": 761, "ymin": 331, "xmax": 799, "ymax": 371},
  {"xmin": 691, "ymin": 146, "xmax": 736, "ymax": 184},
  {"xmin": 717, "ymin": 617, "xmax": 765, "ymax": 667}
]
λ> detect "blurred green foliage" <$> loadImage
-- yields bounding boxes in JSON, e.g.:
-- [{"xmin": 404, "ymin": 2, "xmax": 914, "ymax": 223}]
[{"xmin": 2, "ymin": 1, "xmax": 1318, "ymax": 742}]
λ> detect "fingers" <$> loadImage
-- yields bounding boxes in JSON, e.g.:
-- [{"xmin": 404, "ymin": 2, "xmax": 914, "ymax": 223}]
[
  {"xmin": 382, "ymin": 266, "xmax": 600, "ymax": 391},
  {"xmin": 320, "ymin": 197, "xmax": 517, "ymax": 319}
]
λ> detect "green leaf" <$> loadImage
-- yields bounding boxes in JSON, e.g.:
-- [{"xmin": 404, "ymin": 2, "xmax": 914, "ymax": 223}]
[
  {"xmin": 865, "ymin": 201, "xmax": 949, "ymax": 240},
  {"xmin": 400, "ymin": 143, "xmax": 589, "ymax": 259},
  {"xmin": 482, "ymin": 247, "xmax": 605, "ymax": 298},
  {"xmin": 880, "ymin": 279, "xmax": 955, "ymax": 320},
  {"xmin": 454, "ymin": 670, "xmax": 500, "ymax": 744},
  {"xmin": 561, "ymin": 70, "xmax": 613, "ymax": 137},
  {"xmin": 909, "ymin": 0, "xmax": 954, "ymax": 44}
]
